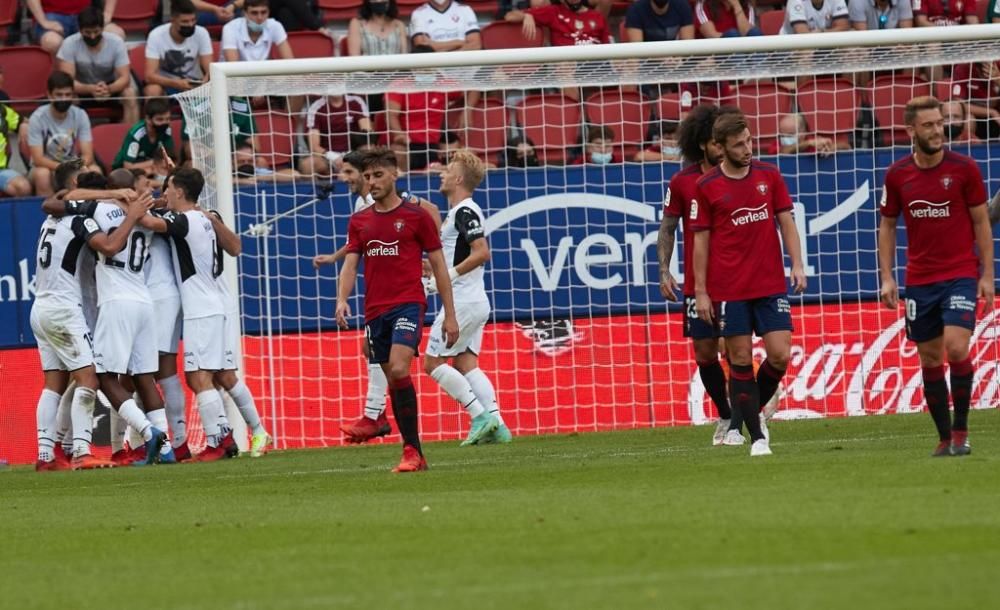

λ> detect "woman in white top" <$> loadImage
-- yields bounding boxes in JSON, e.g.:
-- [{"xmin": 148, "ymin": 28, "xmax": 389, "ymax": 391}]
[{"xmin": 347, "ymin": 0, "xmax": 409, "ymax": 57}]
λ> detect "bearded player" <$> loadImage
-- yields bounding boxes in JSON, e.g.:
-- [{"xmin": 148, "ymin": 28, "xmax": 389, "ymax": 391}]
[
  {"xmin": 691, "ymin": 112, "xmax": 807, "ymax": 457},
  {"xmin": 878, "ymin": 96, "xmax": 995, "ymax": 457},
  {"xmin": 335, "ymin": 148, "xmax": 459, "ymax": 472}
]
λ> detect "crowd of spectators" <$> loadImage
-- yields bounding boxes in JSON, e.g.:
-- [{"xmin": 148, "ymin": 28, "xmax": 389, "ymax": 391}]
[{"xmin": 0, "ymin": 0, "xmax": 998, "ymax": 197}]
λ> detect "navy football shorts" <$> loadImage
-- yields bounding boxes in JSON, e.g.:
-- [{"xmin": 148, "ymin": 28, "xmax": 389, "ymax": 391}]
[
  {"xmin": 365, "ymin": 303, "xmax": 425, "ymax": 364},
  {"xmin": 903, "ymin": 278, "xmax": 977, "ymax": 343},
  {"xmin": 715, "ymin": 294, "xmax": 794, "ymax": 338},
  {"xmin": 683, "ymin": 295, "xmax": 719, "ymax": 340}
]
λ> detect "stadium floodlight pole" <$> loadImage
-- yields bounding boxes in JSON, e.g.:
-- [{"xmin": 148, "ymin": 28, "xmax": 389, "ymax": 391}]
[
  {"xmin": 207, "ymin": 65, "xmax": 249, "ymax": 451},
  {"xmin": 210, "ymin": 24, "xmax": 1000, "ymax": 81}
]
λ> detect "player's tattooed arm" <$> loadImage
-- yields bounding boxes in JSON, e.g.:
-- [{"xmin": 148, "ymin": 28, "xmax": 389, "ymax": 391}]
[
  {"xmin": 206, "ymin": 210, "xmax": 243, "ymax": 256},
  {"xmin": 989, "ymin": 190, "xmax": 1000, "ymax": 226},
  {"xmin": 657, "ymin": 214, "xmax": 681, "ymax": 301}
]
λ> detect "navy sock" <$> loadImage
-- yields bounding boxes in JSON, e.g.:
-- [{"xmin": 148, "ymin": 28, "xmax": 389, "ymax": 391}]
[
  {"xmin": 697, "ymin": 359, "xmax": 732, "ymax": 420},
  {"xmin": 922, "ymin": 365, "xmax": 951, "ymax": 442},
  {"xmin": 949, "ymin": 358, "xmax": 973, "ymax": 432},
  {"xmin": 729, "ymin": 363, "xmax": 763, "ymax": 442},
  {"xmin": 757, "ymin": 360, "xmax": 785, "ymax": 408},
  {"xmin": 389, "ymin": 376, "xmax": 421, "ymax": 454}
]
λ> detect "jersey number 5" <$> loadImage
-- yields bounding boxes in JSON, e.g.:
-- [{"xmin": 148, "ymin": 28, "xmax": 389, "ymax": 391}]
[{"xmin": 37, "ymin": 227, "xmax": 56, "ymax": 269}]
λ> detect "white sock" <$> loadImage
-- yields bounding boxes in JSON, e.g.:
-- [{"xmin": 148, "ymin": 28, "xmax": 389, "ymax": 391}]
[
  {"xmin": 146, "ymin": 408, "xmax": 172, "ymax": 455},
  {"xmin": 117, "ymin": 399, "xmax": 153, "ymax": 441},
  {"xmin": 430, "ymin": 364, "xmax": 485, "ymax": 419},
  {"xmin": 127, "ymin": 426, "xmax": 145, "ymax": 450},
  {"xmin": 227, "ymin": 379, "xmax": 265, "ymax": 435},
  {"xmin": 70, "ymin": 386, "xmax": 97, "ymax": 458},
  {"xmin": 464, "ymin": 368, "xmax": 505, "ymax": 425},
  {"xmin": 36, "ymin": 389, "xmax": 61, "ymax": 462},
  {"xmin": 365, "ymin": 363, "xmax": 388, "ymax": 420},
  {"xmin": 109, "ymin": 408, "xmax": 126, "ymax": 453},
  {"xmin": 56, "ymin": 383, "xmax": 74, "ymax": 454},
  {"xmin": 196, "ymin": 390, "xmax": 225, "ymax": 447},
  {"xmin": 159, "ymin": 375, "xmax": 187, "ymax": 447}
]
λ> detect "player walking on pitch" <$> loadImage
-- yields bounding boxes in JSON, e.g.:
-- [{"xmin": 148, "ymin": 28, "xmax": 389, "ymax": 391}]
[
  {"xmin": 336, "ymin": 148, "xmax": 459, "ymax": 472},
  {"xmin": 878, "ymin": 96, "xmax": 995, "ymax": 457},
  {"xmin": 691, "ymin": 112, "xmax": 806, "ymax": 457},
  {"xmin": 424, "ymin": 150, "xmax": 511, "ymax": 445}
]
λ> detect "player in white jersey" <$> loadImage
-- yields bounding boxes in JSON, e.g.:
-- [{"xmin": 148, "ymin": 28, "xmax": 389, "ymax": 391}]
[
  {"xmin": 33, "ymin": 161, "xmax": 140, "ymax": 470},
  {"xmin": 143, "ymin": 167, "xmax": 271, "ymax": 459},
  {"xmin": 424, "ymin": 150, "xmax": 511, "ymax": 445},
  {"xmin": 312, "ymin": 150, "xmax": 444, "ymax": 444},
  {"xmin": 79, "ymin": 187, "xmax": 170, "ymax": 464}
]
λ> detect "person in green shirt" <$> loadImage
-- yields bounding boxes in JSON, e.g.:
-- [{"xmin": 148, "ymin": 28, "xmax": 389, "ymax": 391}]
[
  {"xmin": 112, "ymin": 97, "xmax": 174, "ymax": 170},
  {"xmin": 0, "ymin": 101, "xmax": 31, "ymax": 197}
]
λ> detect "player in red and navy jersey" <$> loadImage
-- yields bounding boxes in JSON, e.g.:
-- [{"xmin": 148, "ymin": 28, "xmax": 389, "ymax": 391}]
[
  {"xmin": 336, "ymin": 148, "xmax": 459, "ymax": 472},
  {"xmin": 878, "ymin": 96, "xmax": 995, "ymax": 457},
  {"xmin": 658, "ymin": 104, "xmax": 738, "ymax": 446},
  {"xmin": 691, "ymin": 112, "xmax": 806, "ymax": 457}
]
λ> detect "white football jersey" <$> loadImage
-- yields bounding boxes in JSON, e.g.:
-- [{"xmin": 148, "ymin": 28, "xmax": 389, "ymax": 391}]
[
  {"xmin": 354, "ymin": 192, "xmax": 375, "ymax": 213},
  {"xmin": 33, "ymin": 215, "xmax": 88, "ymax": 308},
  {"xmin": 87, "ymin": 202, "xmax": 153, "ymax": 306},
  {"xmin": 781, "ymin": 0, "xmax": 849, "ymax": 34},
  {"xmin": 146, "ymin": 232, "xmax": 179, "ymax": 301},
  {"xmin": 409, "ymin": 1, "xmax": 479, "ymax": 42},
  {"xmin": 161, "ymin": 209, "xmax": 226, "ymax": 320},
  {"xmin": 441, "ymin": 198, "xmax": 488, "ymax": 304}
]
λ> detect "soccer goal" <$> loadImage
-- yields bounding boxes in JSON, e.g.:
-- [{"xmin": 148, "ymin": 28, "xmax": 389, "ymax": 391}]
[{"xmin": 176, "ymin": 25, "xmax": 1000, "ymax": 450}]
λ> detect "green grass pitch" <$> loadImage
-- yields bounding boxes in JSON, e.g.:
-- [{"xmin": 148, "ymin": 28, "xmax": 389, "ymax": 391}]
[{"xmin": 2, "ymin": 411, "xmax": 999, "ymax": 610}]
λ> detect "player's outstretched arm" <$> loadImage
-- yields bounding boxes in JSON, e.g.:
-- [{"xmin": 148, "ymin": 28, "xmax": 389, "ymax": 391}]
[
  {"xmin": 776, "ymin": 210, "xmax": 806, "ymax": 294},
  {"xmin": 427, "ymin": 249, "xmax": 460, "ymax": 347},
  {"xmin": 692, "ymin": 230, "xmax": 713, "ymax": 323},
  {"xmin": 877, "ymin": 215, "xmax": 899, "ymax": 310},
  {"xmin": 313, "ymin": 244, "xmax": 349, "ymax": 269},
  {"xmin": 207, "ymin": 211, "xmax": 243, "ymax": 256},
  {"xmin": 657, "ymin": 214, "xmax": 681, "ymax": 301},
  {"xmin": 85, "ymin": 195, "xmax": 152, "ymax": 256},
  {"xmin": 335, "ymin": 252, "xmax": 360, "ymax": 329},
  {"xmin": 970, "ymin": 203, "xmax": 996, "ymax": 310}
]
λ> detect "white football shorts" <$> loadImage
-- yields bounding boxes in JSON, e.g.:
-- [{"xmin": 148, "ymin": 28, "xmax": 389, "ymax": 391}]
[
  {"xmin": 93, "ymin": 299, "xmax": 158, "ymax": 375},
  {"xmin": 425, "ymin": 300, "xmax": 490, "ymax": 358},
  {"xmin": 30, "ymin": 303, "xmax": 94, "ymax": 372},
  {"xmin": 154, "ymin": 296, "xmax": 182, "ymax": 355}
]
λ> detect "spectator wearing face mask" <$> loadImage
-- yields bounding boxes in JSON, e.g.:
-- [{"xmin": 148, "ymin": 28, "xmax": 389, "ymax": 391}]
[
  {"xmin": 634, "ymin": 121, "xmax": 682, "ymax": 162},
  {"xmin": 112, "ymin": 98, "xmax": 175, "ymax": 171},
  {"xmin": 55, "ymin": 6, "xmax": 140, "ymax": 126},
  {"xmin": 144, "ymin": 0, "xmax": 214, "ymax": 97},
  {"xmin": 348, "ymin": 0, "xmax": 409, "ymax": 56},
  {"xmin": 766, "ymin": 113, "xmax": 847, "ymax": 156},
  {"xmin": 950, "ymin": 61, "xmax": 1000, "ymax": 140},
  {"xmin": 942, "ymin": 100, "xmax": 982, "ymax": 144},
  {"xmin": 499, "ymin": 135, "xmax": 540, "ymax": 168},
  {"xmin": 848, "ymin": 0, "xmax": 913, "ymax": 30},
  {"xmin": 28, "ymin": 71, "xmax": 100, "ymax": 196},
  {"xmin": 624, "ymin": 0, "xmax": 695, "ymax": 43},
  {"xmin": 410, "ymin": 0, "xmax": 481, "ymax": 52},
  {"xmin": 575, "ymin": 125, "xmax": 622, "ymax": 165},
  {"xmin": 780, "ymin": 0, "xmax": 850, "ymax": 33},
  {"xmin": 506, "ymin": 0, "xmax": 611, "ymax": 47},
  {"xmin": 222, "ymin": 0, "xmax": 294, "ymax": 62}
]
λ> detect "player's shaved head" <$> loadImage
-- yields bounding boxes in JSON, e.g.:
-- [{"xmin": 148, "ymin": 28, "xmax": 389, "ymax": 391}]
[{"xmin": 108, "ymin": 168, "xmax": 136, "ymax": 189}]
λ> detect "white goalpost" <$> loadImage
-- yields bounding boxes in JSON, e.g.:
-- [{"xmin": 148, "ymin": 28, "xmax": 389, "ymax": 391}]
[{"xmin": 176, "ymin": 25, "xmax": 1000, "ymax": 450}]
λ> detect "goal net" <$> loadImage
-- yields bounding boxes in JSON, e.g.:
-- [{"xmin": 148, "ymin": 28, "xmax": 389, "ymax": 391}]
[{"xmin": 176, "ymin": 26, "xmax": 1000, "ymax": 450}]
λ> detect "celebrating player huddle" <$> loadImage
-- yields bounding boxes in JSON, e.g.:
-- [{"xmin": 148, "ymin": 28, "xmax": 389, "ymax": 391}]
[{"xmin": 31, "ymin": 162, "xmax": 271, "ymax": 471}]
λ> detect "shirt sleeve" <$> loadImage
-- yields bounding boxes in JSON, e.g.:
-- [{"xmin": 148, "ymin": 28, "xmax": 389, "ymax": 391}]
[
  {"xmin": 270, "ymin": 19, "xmax": 288, "ymax": 45},
  {"xmin": 120, "ymin": 133, "xmax": 141, "ymax": 164},
  {"xmin": 676, "ymin": 0, "xmax": 694, "ymax": 24},
  {"xmin": 345, "ymin": 215, "xmax": 363, "ymax": 254},
  {"xmin": 624, "ymin": 3, "xmax": 643, "ymax": 29},
  {"xmin": 771, "ymin": 170, "xmax": 794, "ymax": 213},
  {"xmin": 55, "ymin": 37, "xmax": 75, "ymax": 63},
  {"xmin": 409, "ymin": 10, "xmax": 429, "ymax": 38},
  {"xmin": 73, "ymin": 216, "xmax": 104, "ymax": 242},
  {"xmin": 197, "ymin": 28, "xmax": 213, "ymax": 56},
  {"xmin": 689, "ymin": 183, "xmax": 712, "ymax": 232},
  {"xmin": 416, "ymin": 209, "xmax": 443, "ymax": 252},
  {"xmin": 461, "ymin": 6, "xmax": 480, "ymax": 34},
  {"xmin": 77, "ymin": 109, "xmax": 92, "ymax": 142},
  {"xmin": 963, "ymin": 0, "xmax": 979, "ymax": 17},
  {"xmin": 221, "ymin": 21, "xmax": 238, "ymax": 51},
  {"xmin": 899, "ymin": 0, "xmax": 914, "ymax": 19},
  {"xmin": 4, "ymin": 105, "xmax": 19, "ymax": 132},
  {"xmin": 912, "ymin": 0, "xmax": 925, "ymax": 14},
  {"xmin": 693, "ymin": 1, "xmax": 710, "ymax": 26},
  {"xmin": 786, "ymin": 0, "xmax": 808, "ymax": 24},
  {"xmin": 951, "ymin": 63, "xmax": 972, "ymax": 98},
  {"xmin": 663, "ymin": 177, "xmax": 684, "ymax": 217},
  {"xmin": 880, "ymin": 170, "xmax": 901, "ymax": 217},
  {"xmin": 27, "ymin": 110, "xmax": 43, "ymax": 147},
  {"xmin": 527, "ymin": 5, "xmax": 558, "ymax": 26},
  {"xmin": 111, "ymin": 37, "xmax": 129, "ymax": 68},
  {"xmin": 145, "ymin": 29, "xmax": 163, "ymax": 58},
  {"xmin": 962, "ymin": 159, "xmax": 988, "ymax": 207},
  {"xmin": 160, "ymin": 210, "xmax": 190, "ymax": 238},
  {"xmin": 832, "ymin": 0, "xmax": 850, "ymax": 19},
  {"xmin": 454, "ymin": 206, "xmax": 485, "ymax": 244},
  {"xmin": 848, "ymin": 0, "xmax": 868, "ymax": 23}
]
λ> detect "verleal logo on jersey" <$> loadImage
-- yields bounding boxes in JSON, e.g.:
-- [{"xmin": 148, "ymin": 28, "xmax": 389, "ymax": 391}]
[
  {"xmin": 730, "ymin": 202, "xmax": 770, "ymax": 226},
  {"xmin": 366, "ymin": 239, "xmax": 399, "ymax": 256},
  {"xmin": 908, "ymin": 199, "xmax": 950, "ymax": 219}
]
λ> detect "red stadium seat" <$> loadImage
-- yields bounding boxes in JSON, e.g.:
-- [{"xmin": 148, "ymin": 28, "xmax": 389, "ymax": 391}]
[
  {"xmin": 317, "ymin": 0, "xmax": 363, "ymax": 21},
  {"xmin": 517, "ymin": 94, "xmax": 581, "ymax": 164},
  {"xmin": 759, "ymin": 9, "xmax": 785, "ymax": 35},
  {"xmin": 0, "ymin": 0, "xmax": 18, "ymax": 29},
  {"xmin": 796, "ymin": 78, "xmax": 861, "ymax": 138},
  {"xmin": 870, "ymin": 75, "xmax": 932, "ymax": 144},
  {"xmin": 0, "ymin": 46, "xmax": 52, "ymax": 113},
  {"xmin": 371, "ymin": 111, "xmax": 389, "ymax": 145},
  {"xmin": 338, "ymin": 35, "xmax": 349, "ymax": 56},
  {"xmin": 655, "ymin": 93, "xmax": 683, "ymax": 121},
  {"xmin": 936, "ymin": 80, "xmax": 955, "ymax": 101},
  {"xmin": 481, "ymin": 21, "xmax": 544, "ymax": 49},
  {"xmin": 279, "ymin": 31, "xmax": 336, "ymax": 59},
  {"xmin": 128, "ymin": 44, "xmax": 147, "ymax": 86},
  {"xmin": 171, "ymin": 118, "xmax": 184, "ymax": 158},
  {"xmin": 113, "ymin": 0, "xmax": 159, "ymax": 33},
  {"xmin": 734, "ymin": 81, "xmax": 793, "ymax": 142},
  {"xmin": 397, "ymin": 0, "xmax": 425, "ymax": 18},
  {"xmin": 464, "ymin": 98, "xmax": 508, "ymax": 158},
  {"xmin": 584, "ymin": 89, "xmax": 648, "ymax": 158},
  {"xmin": 253, "ymin": 111, "xmax": 296, "ymax": 168},
  {"xmin": 91, "ymin": 122, "xmax": 132, "ymax": 171}
]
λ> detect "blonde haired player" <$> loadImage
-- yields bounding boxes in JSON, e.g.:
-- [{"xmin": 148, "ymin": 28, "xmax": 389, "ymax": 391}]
[{"xmin": 424, "ymin": 150, "xmax": 511, "ymax": 445}]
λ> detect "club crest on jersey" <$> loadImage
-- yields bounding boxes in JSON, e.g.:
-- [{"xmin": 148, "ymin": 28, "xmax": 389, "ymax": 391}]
[
  {"xmin": 756, "ymin": 183, "xmax": 768, "ymax": 195},
  {"xmin": 941, "ymin": 176, "xmax": 952, "ymax": 189},
  {"xmin": 394, "ymin": 219, "xmax": 405, "ymax": 233}
]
